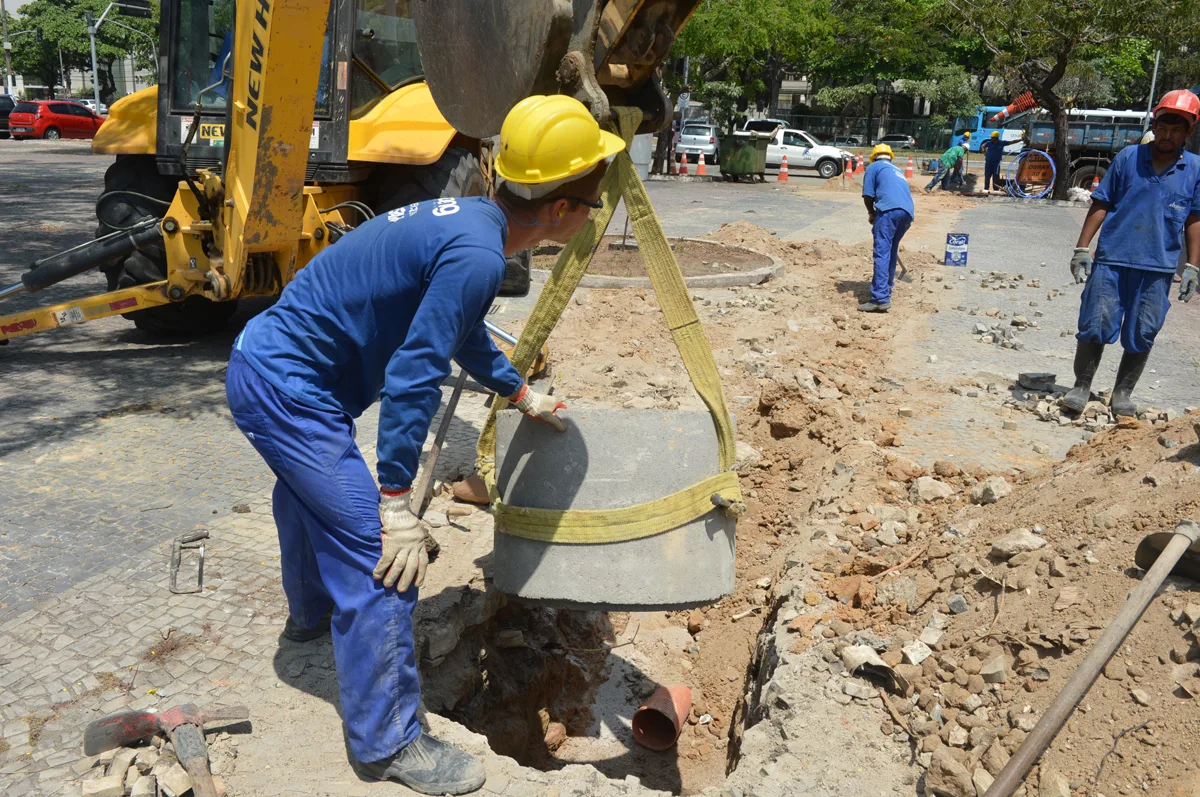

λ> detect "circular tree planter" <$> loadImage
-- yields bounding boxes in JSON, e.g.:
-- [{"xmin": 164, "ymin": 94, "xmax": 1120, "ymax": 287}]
[{"xmin": 531, "ymin": 236, "xmax": 783, "ymax": 289}]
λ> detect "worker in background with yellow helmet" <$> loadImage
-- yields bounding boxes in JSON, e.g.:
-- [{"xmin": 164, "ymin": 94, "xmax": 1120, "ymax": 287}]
[
  {"xmin": 981, "ymin": 130, "xmax": 1007, "ymax": 193},
  {"xmin": 859, "ymin": 143, "xmax": 915, "ymax": 312},
  {"xmin": 224, "ymin": 95, "xmax": 624, "ymax": 795}
]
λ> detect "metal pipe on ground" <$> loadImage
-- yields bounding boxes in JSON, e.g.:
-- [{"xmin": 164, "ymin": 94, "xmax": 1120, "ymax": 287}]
[{"xmin": 984, "ymin": 520, "xmax": 1200, "ymax": 797}]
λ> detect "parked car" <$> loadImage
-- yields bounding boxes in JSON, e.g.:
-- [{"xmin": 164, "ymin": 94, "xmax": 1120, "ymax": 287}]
[
  {"xmin": 0, "ymin": 94, "xmax": 14, "ymax": 139},
  {"xmin": 77, "ymin": 98, "xmax": 109, "ymax": 115},
  {"xmin": 742, "ymin": 118, "xmax": 787, "ymax": 135},
  {"xmin": 674, "ymin": 122, "xmax": 720, "ymax": 164},
  {"xmin": 878, "ymin": 133, "xmax": 917, "ymax": 150},
  {"xmin": 827, "ymin": 135, "xmax": 862, "ymax": 147},
  {"xmin": 767, "ymin": 128, "xmax": 848, "ymax": 178},
  {"xmin": 8, "ymin": 100, "xmax": 106, "ymax": 140}
]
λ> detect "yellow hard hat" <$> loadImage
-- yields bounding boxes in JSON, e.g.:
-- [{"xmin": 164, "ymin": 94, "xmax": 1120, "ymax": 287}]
[
  {"xmin": 990, "ymin": 131, "xmax": 1000, "ymax": 139},
  {"xmin": 963, "ymin": 131, "xmax": 971, "ymax": 138},
  {"xmin": 495, "ymin": 95, "xmax": 626, "ymax": 187},
  {"xmin": 870, "ymin": 143, "xmax": 893, "ymax": 162}
]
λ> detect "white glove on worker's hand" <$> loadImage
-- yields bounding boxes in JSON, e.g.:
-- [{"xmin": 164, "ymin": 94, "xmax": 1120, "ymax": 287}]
[
  {"xmin": 1179, "ymin": 265, "xmax": 1199, "ymax": 303},
  {"xmin": 1070, "ymin": 248, "xmax": 1092, "ymax": 284},
  {"xmin": 374, "ymin": 490, "xmax": 428, "ymax": 592},
  {"xmin": 511, "ymin": 384, "xmax": 567, "ymax": 432}
]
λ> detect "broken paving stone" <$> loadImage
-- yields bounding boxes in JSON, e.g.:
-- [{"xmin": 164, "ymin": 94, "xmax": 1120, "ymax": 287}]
[
  {"xmin": 981, "ymin": 654, "xmax": 1008, "ymax": 684},
  {"xmin": 1130, "ymin": 688, "xmax": 1152, "ymax": 706},
  {"xmin": 902, "ymin": 640, "xmax": 933, "ymax": 665},
  {"xmin": 1050, "ymin": 556, "xmax": 1068, "ymax": 577},
  {"xmin": 82, "ymin": 776, "xmax": 125, "ymax": 797},
  {"xmin": 130, "ymin": 776, "xmax": 155, "ymax": 797},
  {"xmin": 920, "ymin": 627, "xmax": 945, "ymax": 646},
  {"xmin": 734, "ymin": 441, "xmax": 764, "ymax": 473},
  {"xmin": 969, "ymin": 476, "xmax": 1012, "ymax": 505},
  {"xmin": 1182, "ymin": 604, "xmax": 1200, "ymax": 625},
  {"xmin": 1002, "ymin": 421, "xmax": 1018, "ymax": 431},
  {"xmin": 1039, "ymin": 768, "xmax": 1071, "ymax": 797},
  {"xmin": 947, "ymin": 594, "xmax": 969, "ymax": 614},
  {"xmin": 423, "ymin": 511, "xmax": 449, "ymax": 529},
  {"xmin": 1018, "ymin": 372, "xmax": 1056, "ymax": 392},
  {"xmin": 911, "ymin": 476, "xmax": 955, "ymax": 503},
  {"xmin": 972, "ymin": 768, "xmax": 994, "ymax": 797},
  {"xmin": 990, "ymin": 528, "xmax": 1047, "ymax": 559},
  {"xmin": 842, "ymin": 681, "xmax": 876, "ymax": 700},
  {"xmin": 947, "ymin": 723, "xmax": 969, "ymax": 747},
  {"xmin": 926, "ymin": 747, "xmax": 975, "ymax": 797},
  {"xmin": 446, "ymin": 503, "xmax": 475, "ymax": 518},
  {"xmin": 158, "ymin": 763, "xmax": 191, "ymax": 797},
  {"xmin": 1032, "ymin": 443, "xmax": 1050, "ymax": 455}
]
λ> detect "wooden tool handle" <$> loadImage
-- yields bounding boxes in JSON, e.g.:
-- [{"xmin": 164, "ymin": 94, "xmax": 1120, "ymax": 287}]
[{"xmin": 170, "ymin": 723, "xmax": 219, "ymax": 797}]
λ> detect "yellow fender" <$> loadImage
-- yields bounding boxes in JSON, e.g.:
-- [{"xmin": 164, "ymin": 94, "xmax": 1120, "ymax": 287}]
[
  {"xmin": 347, "ymin": 82, "xmax": 457, "ymax": 165},
  {"xmin": 91, "ymin": 82, "xmax": 456, "ymax": 166},
  {"xmin": 92, "ymin": 86, "xmax": 158, "ymax": 155}
]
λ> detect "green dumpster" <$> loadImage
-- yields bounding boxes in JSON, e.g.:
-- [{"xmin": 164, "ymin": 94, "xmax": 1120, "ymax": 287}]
[{"xmin": 718, "ymin": 131, "xmax": 769, "ymax": 182}]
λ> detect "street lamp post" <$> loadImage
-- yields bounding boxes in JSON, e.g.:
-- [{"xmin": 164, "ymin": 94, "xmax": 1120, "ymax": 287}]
[
  {"xmin": 1, "ymin": 0, "xmax": 14, "ymax": 95},
  {"xmin": 85, "ymin": 1, "xmax": 154, "ymax": 110}
]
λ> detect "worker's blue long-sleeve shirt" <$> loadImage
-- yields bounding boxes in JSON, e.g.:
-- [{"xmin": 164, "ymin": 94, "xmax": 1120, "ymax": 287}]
[{"xmin": 236, "ymin": 196, "xmax": 524, "ymax": 490}]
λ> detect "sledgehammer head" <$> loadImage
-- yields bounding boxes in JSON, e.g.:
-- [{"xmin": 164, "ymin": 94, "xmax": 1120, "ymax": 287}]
[
  {"xmin": 1135, "ymin": 520, "xmax": 1200, "ymax": 582},
  {"xmin": 83, "ymin": 704, "xmax": 249, "ymax": 755}
]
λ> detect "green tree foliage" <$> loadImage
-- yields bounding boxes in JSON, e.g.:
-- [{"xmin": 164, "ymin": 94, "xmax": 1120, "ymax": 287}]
[
  {"xmin": 902, "ymin": 64, "xmax": 982, "ymax": 128},
  {"xmin": 945, "ymin": 0, "xmax": 1200, "ymax": 198},
  {"xmin": 10, "ymin": 0, "xmax": 158, "ymax": 101},
  {"xmin": 694, "ymin": 80, "xmax": 743, "ymax": 131}
]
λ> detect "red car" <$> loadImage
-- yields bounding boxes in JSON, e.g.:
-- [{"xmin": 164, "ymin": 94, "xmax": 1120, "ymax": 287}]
[{"xmin": 8, "ymin": 100, "xmax": 105, "ymax": 140}]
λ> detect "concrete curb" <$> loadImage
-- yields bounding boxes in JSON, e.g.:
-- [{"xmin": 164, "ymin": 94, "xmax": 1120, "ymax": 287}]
[
  {"xmin": 531, "ymin": 237, "xmax": 784, "ymax": 290},
  {"xmin": 989, "ymin": 196, "xmax": 1091, "ymax": 208},
  {"xmin": 646, "ymin": 174, "xmax": 719, "ymax": 182}
]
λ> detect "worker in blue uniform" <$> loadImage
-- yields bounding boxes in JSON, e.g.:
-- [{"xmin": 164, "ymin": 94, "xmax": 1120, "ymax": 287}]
[
  {"xmin": 981, "ymin": 131, "xmax": 1006, "ymax": 193},
  {"xmin": 224, "ymin": 95, "xmax": 625, "ymax": 795},
  {"xmin": 859, "ymin": 143, "xmax": 915, "ymax": 313},
  {"xmin": 1063, "ymin": 89, "xmax": 1200, "ymax": 418}
]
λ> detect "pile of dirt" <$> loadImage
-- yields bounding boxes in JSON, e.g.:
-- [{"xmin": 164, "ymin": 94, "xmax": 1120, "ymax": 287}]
[{"xmin": 530, "ymin": 236, "xmax": 772, "ymax": 278}]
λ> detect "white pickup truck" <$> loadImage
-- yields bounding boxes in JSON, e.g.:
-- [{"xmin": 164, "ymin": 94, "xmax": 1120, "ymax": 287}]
[{"xmin": 743, "ymin": 121, "xmax": 849, "ymax": 178}]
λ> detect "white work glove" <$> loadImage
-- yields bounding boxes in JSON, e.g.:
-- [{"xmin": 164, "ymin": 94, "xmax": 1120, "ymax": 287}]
[
  {"xmin": 1070, "ymin": 248, "xmax": 1092, "ymax": 284},
  {"xmin": 374, "ymin": 490, "xmax": 428, "ymax": 592},
  {"xmin": 1180, "ymin": 265, "xmax": 1199, "ymax": 303},
  {"xmin": 511, "ymin": 384, "xmax": 567, "ymax": 432}
]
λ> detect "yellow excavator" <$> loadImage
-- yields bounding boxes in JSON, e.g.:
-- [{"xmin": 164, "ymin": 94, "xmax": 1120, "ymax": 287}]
[{"xmin": 0, "ymin": 0, "xmax": 697, "ymax": 341}]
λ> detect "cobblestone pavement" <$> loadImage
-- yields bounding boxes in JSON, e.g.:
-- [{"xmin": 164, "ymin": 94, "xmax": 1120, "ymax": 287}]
[{"xmin": 896, "ymin": 199, "xmax": 1200, "ymax": 472}]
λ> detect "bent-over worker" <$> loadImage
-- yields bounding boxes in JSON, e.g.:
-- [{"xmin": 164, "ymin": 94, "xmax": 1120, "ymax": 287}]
[
  {"xmin": 925, "ymin": 141, "xmax": 966, "ymax": 192},
  {"xmin": 859, "ymin": 143, "xmax": 914, "ymax": 313},
  {"xmin": 1063, "ymin": 89, "xmax": 1200, "ymax": 418},
  {"xmin": 225, "ymin": 95, "xmax": 624, "ymax": 795}
]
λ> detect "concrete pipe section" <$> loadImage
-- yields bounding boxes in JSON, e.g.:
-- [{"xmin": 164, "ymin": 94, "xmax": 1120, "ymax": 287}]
[{"xmin": 494, "ymin": 408, "xmax": 737, "ymax": 610}]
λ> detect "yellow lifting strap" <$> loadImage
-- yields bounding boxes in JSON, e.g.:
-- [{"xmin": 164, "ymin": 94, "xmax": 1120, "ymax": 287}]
[{"xmin": 476, "ymin": 106, "xmax": 742, "ymax": 544}]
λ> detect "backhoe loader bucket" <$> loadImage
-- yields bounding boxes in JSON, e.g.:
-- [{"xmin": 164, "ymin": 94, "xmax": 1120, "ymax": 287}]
[{"xmin": 413, "ymin": 0, "xmax": 700, "ymax": 138}]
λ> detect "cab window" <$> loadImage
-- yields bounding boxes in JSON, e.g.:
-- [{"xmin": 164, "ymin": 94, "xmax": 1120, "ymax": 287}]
[{"xmin": 351, "ymin": 0, "xmax": 422, "ymax": 118}]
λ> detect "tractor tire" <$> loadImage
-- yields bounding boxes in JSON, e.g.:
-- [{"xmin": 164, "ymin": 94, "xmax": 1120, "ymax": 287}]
[
  {"xmin": 96, "ymin": 154, "xmax": 238, "ymax": 336},
  {"xmin": 1071, "ymin": 164, "xmax": 1107, "ymax": 191},
  {"xmin": 372, "ymin": 146, "xmax": 532, "ymax": 297}
]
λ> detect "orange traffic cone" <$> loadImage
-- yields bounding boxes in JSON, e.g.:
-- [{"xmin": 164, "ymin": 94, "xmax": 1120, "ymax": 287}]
[
  {"xmin": 1090, "ymin": 174, "xmax": 1100, "ymax": 191},
  {"xmin": 668, "ymin": 152, "xmax": 677, "ymax": 175},
  {"xmin": 697, "ymin": 151, "xmax": 707, "ymax": 177},
  {"xmin": 777, "ymin": 155, "xmax": 789, "ymax": 182},
  {"xmin": 855, "ymin": 155, "xmax": 864, "ymax": 176},
  {"xmin": 679, "ymin": 154, "xmax": 688, "ymax": 176},
  {"xmin": 905, "ymin": 155, "xmax": 914, "ymax": 179}
]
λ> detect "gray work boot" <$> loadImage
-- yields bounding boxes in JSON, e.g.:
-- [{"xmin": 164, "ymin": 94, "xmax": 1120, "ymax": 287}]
[
  {"xmin": 282, "ymin": 612, "xmax": 331, "ymax": 643},
  {"xmin": 858, "ymin": 301, "xmax": 891, "ymax": 313},
  {"xmin": 1061, "ymin": 341, "xmax": 1105, "ymax": 412},
  {"xmin": 357, "ymin": 733, "xmax": 486, "ymax": 795},
  {"xmin": 1109, "ymin": 350, "xmax": 1150, "ymax": 418}
]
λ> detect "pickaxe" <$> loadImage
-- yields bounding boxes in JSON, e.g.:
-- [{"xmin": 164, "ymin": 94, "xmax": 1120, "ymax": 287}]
[{"xmin": 83, "ymin": 704, "xmax": 249, "ymax": 797}]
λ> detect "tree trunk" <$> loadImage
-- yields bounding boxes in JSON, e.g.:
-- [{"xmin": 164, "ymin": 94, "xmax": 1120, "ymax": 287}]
[
  {"xmin": 1050, "ymin": 103, "xmax": 1071, "ymax": 199},
  {"xmin": 766, "ymin": 51, "xmax": 782, "ymax": 118},
  {"xmin": 99, "ymin": 59, "xmax": 117, "ymax": 105}
]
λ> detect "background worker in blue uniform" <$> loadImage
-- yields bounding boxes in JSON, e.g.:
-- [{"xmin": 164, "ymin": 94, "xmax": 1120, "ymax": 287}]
[
  {"xmin": 981, "ymin": 130, "xmax": 1006, "ymax": 193},
  {"xmin": 224, "ymin": 95, "xmax": 625, "ymax": 795},
  {"xmin": 1063, "ymin": 89, "xmax": 1200, "ymax": 418},
  {"xmin": 859, "ymin": 143, "xmax": 915, "ymax": 313}
]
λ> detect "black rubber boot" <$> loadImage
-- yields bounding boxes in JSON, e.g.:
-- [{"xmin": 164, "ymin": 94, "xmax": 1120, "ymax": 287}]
[
  {"xmin": 1061, "ymin": 341, "xmax": 1105, "ymax": 412},
  {"xmin": 357, "ymin": 733, "xmax": 486, "ymax": 795},
  {"xmin": 1109, "ymin": 350, "xmax": 1150, "ymax": 418},
  {"xmin": 282, "ymin": 611, "xmax": 332, "ymax": 642}
]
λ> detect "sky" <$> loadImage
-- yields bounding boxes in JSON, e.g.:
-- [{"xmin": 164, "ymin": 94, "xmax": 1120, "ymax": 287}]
[{"xmin": 5, "ymin": 0, "xmax": 32, "ymax": 13}]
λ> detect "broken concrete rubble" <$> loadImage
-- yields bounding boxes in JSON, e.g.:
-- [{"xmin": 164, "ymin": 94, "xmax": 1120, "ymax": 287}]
[{"xmin": 969, "ymin": 476, "xmax": 1012, "ymax": 505}]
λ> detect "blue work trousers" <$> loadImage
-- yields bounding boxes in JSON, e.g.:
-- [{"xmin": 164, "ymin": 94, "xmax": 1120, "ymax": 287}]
[
  {"xmin": 870, "ymin": 209, "xmax": 913, "ymax": 304},
  {"xmin": 225, "ymin": 349, "xmax": 421, "ymax": 763},
  {"xmin": 984, "ymin": 161, "xmax": 1002, "ymax": 191},
  {"xmin": 1076, "ymin": 262, "xmax": 1173, "ymax": 354},
  {"xmin": 925, "ymin": 163, "xmax": 952, "ymax": 191}
]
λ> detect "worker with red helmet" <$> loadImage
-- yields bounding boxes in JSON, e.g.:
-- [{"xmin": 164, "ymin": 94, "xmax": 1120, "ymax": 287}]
[{"xmin": 1064, "ymin": 89, "xmax": 1200, "ymax": 418}]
